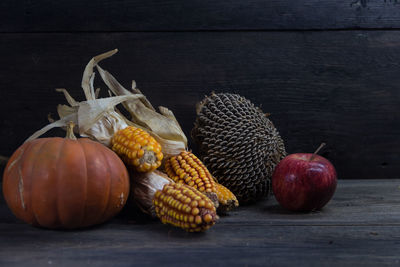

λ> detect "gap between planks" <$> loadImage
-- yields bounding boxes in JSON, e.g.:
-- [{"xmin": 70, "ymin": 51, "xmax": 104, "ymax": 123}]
[{"xmin": 2, "ymin": 27, "xmax": 400, "ymax": 34}]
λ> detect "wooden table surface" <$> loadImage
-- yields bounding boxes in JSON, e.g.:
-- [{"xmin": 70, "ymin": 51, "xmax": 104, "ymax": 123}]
[{"xmin": 1, "ymin": 179, "xmax": 399, "ymax": 266}]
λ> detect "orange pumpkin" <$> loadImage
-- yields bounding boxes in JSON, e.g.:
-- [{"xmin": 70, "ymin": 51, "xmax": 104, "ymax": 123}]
[{"xmin": 2, "ymin": 123, "xmax": 130, "ymax": 229}]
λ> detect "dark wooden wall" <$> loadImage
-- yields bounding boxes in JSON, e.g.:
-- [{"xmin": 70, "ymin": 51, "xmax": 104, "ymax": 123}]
[{"xmin": 0, "ymin": 0, "xmax": 399, "ymax": 179}]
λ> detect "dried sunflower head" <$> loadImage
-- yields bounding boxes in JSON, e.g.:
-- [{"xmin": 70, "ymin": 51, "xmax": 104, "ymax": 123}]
[{"xmin": 192, "ymin": 93, "xmax": 287, "ymax": 203}]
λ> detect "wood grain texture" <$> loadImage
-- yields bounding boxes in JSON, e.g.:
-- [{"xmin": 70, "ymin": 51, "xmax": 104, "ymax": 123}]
[
  {"xmin": 1, "ymin": 180, "xmax": 400, "ymax": 266},
  {"xmin": 1, "ymin": 31, "xmax": 399, "ymax": 179},
  {"xmin": 1, "ymin": 0, "xmax": 400, "ymax": 32}
]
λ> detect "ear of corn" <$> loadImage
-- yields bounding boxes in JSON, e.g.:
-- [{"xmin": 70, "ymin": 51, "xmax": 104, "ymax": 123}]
[
  {"xmin": 165, "ymin": 151, "xmax": 219, "ymax": 208},
  {"xmin": 214, "ymin": 182, "xmax": 239, "ymax": 213},
  {"xmin": 111, "ymin": 126, "xmax": 163, "ymax": 172},
  {"xmin": 153, "ymin": 183, "xmax": 218, "ymax": 232}
]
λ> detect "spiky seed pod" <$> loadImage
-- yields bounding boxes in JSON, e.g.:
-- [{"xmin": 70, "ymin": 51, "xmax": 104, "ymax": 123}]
[
  {"xmin": 214, "ymin": 182, "xmax": 239, "ymax": 213},
  {"xmin": 164, "ymin": 151, "xmax": 219, "ymax": 208},
  {"xmin": 153, "ymin": 183, "xmax": 218, "ymax": 232},
  {"xmin": 192, "ymin": 93, "xmax": 287, "ymax": 203},
  {"xmin": 111, "ymin": 126, "xmax": 163, "ymax": 172}
]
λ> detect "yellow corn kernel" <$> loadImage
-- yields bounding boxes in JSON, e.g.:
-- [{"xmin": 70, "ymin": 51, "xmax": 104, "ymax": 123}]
[
  {"xmin": 214, "ymin": 182, "xmax": 239, "ymax": 213},
  {"xmin": 164, "ymin": 151, "xmax": 218, "ymax": 207},
  {"xmin": 203, "ymin": 214, "xmax": 213, "ymax": 223},
  {"xmin": 111, "ymin": 126, "xmax": 163, "ymax": 172},
  {"xmin": 153, "ymin": 183, "xmax": 218, "ymax": 232}
]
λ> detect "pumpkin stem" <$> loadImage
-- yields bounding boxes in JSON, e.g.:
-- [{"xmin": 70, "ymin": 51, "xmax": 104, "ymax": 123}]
[
  {"xmin": 66, "ymin": 121, "xmax": 77, "ymax": 140},
  {"xmin": 309, "ymin": 143, "xmax": 326, "ymax": 161}
]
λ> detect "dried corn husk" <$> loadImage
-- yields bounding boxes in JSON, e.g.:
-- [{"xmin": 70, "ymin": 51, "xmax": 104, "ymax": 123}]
[
  {"xmin": 129, "ymin": 170, "xmax": 173, "ymax": 217},
  {"xmin": 96, "ymin": 65, "xmax": 187, "ymax": 146},
  {"xmin": 95, "ymin": 62, "xmax": 187, "ymax": 157},
  {"xmin": 25, "ymin": 49, "xmax": 188, "ymax": 159},
  {"xmin": 25, "ymin": 92, "xmax": 143, "ymax": 146}
]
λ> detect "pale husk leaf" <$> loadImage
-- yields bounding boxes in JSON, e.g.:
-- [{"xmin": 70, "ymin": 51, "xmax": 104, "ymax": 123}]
[
  {"xmin": 56, "ymin": 88, "xmax": 79, "ymax": 106},
  {"xmin": 26, "ymin": 49, "xmax": 187, "ymax": 156},
  {"xmin": 57, "ymin": 104, "xmax": 78, "ymax": 118},
  {"xmin": 26, "ymin": 49, "xmax": 147, "ymax": 145},
  {"xmin": 81, "ymin": 49, "xmax": 118, "ymax": 100},
  {"xmin": 131, "ymin": 84, "xmax": 156, "ymax": 111},
  {"xmin": 96, "ymin": 64, "xmax": 188, "ymax": 148},
  {"xmin": 25, "ymin": 93, "xmax": 144, "ymax": 146},
  {"xmin": 25, "ymin": 113, "xmax": 78, "ymax": 142},
  {"xmin": 124, "ymin": 120, "xmax": 186, "ymax": 159}
]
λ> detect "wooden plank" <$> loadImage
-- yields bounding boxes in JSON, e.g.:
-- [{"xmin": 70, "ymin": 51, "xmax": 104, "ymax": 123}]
[
  {"xmin": 1, "ymin": 224, "xmax": 399, "ymax": 266},
  {"xmin": 205, "ymin": 180, "xmax": 400, "ymax": 227},
  {"xmin": 1, "ymin": 180, "xmax": 400, "ymax": 266},
  {"xmin": 0, "ymin": 32, "xmax": 399, "ymax": 179},
  {"xmin": 1, "ymin": 0, "xmax": 400, "ymax": 32},
  {"xmin": 2, "ymin": 179, "xmax": 400, "ymax": 226}
]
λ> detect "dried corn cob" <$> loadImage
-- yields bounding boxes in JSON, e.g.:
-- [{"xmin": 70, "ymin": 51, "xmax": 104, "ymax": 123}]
[
  {"xmin": 129, "ymin": 170, "xmax": 173, "ymax": 217},
  {"xmin": 214, "ymin": 182, "xmax": 239, "ymax": 213},
  {"xmin": 111, "ymin": 126, "xmax": 163, "ymax": 172},
  {"xmin": 153, "ymin": 183, "xmax": 218, "ymax": 232},
  {"xmin": 165, "ymin": 151, "xmax": 219, "ymax": 207}
]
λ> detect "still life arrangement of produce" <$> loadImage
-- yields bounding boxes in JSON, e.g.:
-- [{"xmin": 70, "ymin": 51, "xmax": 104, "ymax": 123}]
[{"xmin": 2, "ymin": 49, "xmax": 337, "ymax": 232}]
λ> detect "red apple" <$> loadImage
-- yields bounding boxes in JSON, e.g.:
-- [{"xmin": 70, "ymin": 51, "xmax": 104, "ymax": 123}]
[{"xmin": 272, "ymin": 143, "xmax": 337, "ymax": 212}]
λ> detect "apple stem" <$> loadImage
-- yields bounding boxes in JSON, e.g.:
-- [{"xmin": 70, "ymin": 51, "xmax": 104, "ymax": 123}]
[{"xmin": 309, "ymin": 143, "xmax": 326, "ymax": 161}]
